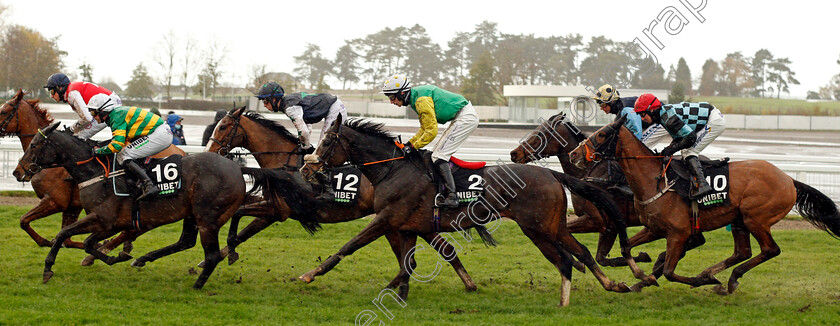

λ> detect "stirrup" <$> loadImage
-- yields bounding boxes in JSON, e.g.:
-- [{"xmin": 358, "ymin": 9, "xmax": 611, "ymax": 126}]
[{"xmin": 434, "ymin": 193, "xmax": 459, "ymax": 208}]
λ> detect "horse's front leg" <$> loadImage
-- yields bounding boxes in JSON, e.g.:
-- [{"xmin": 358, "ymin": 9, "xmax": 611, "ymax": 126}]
[
  {"xmin": 299, "ymin": 216, "xmax": 390, "ymax": 283},
  {"xmin": 43, "ymin": 213, "xmax": 107, "ymax": 283}
]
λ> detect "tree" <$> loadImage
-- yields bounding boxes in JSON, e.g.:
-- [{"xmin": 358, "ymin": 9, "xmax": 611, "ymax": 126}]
[
  {"xmin": 0, "ymin": 25, "xmax": 65, "ymax": 97},
  {"xmin": 293, "ymin": 43, "xmax": 333, "ymax": 89},
  {"xmin": 78, "ymin": 62, "xmax": 93, "ymax": 81},
  {"xmin": 179, "ymin": 35, "xmax": 199, "ymax": 99},
  {"xmin": 751, "ymin": 49, "xmax": 773, "ymax": 97},
  {"xmin": 333, "ymin": 42, "xmax": 360, "ymax": 90},
  {"xmin": 153, "ymin": 30, "xmax": 177, "ymax": 99},
  {"xmin": 460, "ymin": 50, "xmax": 498, "ymax": 105},
  {"xmin": 717, "ymin": 52, "xmax": 754, "ymax": 96},
  {"xmin": 675, "ymin": 57, "xmax": 692, "ymax": 95},
  {"xmin": 247, "ymin": 64, "xmax": 267, "ymax": 93},
  {"xmin": 766, "ymin": 57, "xmax": 799, "ymax": 99},
  {"xmin": 98, "ymin": 77, "xmax": 122, "ymax": 93},
  {"xmin": 698, "ymin": 58, "xmax": 718, "ymax": 96},
  {"xmin": 403, "ymin": 24, "xmax": 443, "ymax": 85},
  {"xmin": 201, "ymin": 38, "xmax": 228, "ymax": 99},
  {"xmin": 442, "ymin": 32, "xmax": 470, "ymax": 88},
  {"xmin": 806, "ymin": 91, "xmax": 821, "ymax": 100},
  {"xmin": 125, "ymin": 63, "xmax": 155, "ymax": 100},
  {"xmin": 669, "ymin": 82, "xmax": 686, "ymax": 103}
]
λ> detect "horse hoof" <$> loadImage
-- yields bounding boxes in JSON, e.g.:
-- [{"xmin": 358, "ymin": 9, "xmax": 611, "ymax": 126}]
[
  {"xmin": 636, "ymin": 252, "xmax": 652, "ymax": 263},
  {"xmin": 465, "ymin": 284, "xmax": 477, "ymax": 292},
  {"xmin": 299, "ymin": 273, "xmax": 315, "ymax": 284},
  {"xmin": 573, "ymin": 261, "xmax": 585, "ymax": 273},
  {"xmin": 122, "ymin": 241, "xmax": 134, "ymax": 254},
  {"xmin": 643, "ymin": 275, "xmax": 659, "ymax": 287},
  {"xmin": 712, "ymin": 284, "xmax": 728, "ymax": 296},
  {"xmin": 131, "ymin": 259, "xmax": 146, "ymax": 268},
  {"xmin": 398, "ymin": 284, "xmax": 409, "ymax": 300},
  {"xmin": 43, "ymin": 271, "xmax": 54, "ymax": 284},
  {"xmin": 80, "ymin": 255, "xmax": 96, "ymax": 266},
  {"xmin": 228, "ymin": 252, "xmax": 240, "ymax": 265},
  {"xmin": 197, "ymin": 260, "xmax": 206, "ymax": 269},
  {"xmin": 118, "ymin": 252, "xmax": 133, "ymax": 262},
  {"xmin": 614, "ymin": 282, "xmax": 631, "ymax": 293},
  {"xmin": 728, "ymin": 279, "xmax": 740, "ymax": 294}
]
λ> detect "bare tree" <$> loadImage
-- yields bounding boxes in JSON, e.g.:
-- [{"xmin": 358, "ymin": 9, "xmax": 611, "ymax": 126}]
[
  {"xmin": 201, "ymin": 37, "xmax": 228, "ymax": 100},
  {"xmin": 179, "ymin": 35, "xmax": 199, "ymax": 99},
  {"xmin": 153, "ymin": 30, "xmax": 177, "ymax": 99},
  {"xmin": 247, "ymin": 63, "xmax": 267, "ymax": 92}
]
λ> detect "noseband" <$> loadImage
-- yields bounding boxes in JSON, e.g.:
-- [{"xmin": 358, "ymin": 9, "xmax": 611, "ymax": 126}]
[{"xmin": 209, "ymin": 113, "xmax": 242, "ymax": 158}]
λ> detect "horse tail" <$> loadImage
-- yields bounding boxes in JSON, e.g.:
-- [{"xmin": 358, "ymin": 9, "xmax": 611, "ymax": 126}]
[
  {"xmin": 550, "ymin": 170, "xmax": 628, "ymax": 243},
  {"xmin": 469, "ymin": 225, "xmax": 498, "ymax": 247},
  {"xmin": 793, "ymin": 180, "xmax": 840, "ymax": 239},
  {"xmin": 240, "ymin": 167, "xmax": 322, "ymax": 235}
]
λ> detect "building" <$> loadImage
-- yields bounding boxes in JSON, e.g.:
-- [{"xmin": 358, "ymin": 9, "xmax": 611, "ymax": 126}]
[{"xmin": 503, "ymin": 85, "xmax": 668, "ymax": 125}]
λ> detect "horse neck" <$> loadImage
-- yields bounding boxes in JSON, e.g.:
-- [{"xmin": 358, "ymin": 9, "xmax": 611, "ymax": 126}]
[
  {"xmin": 50, "ymin": 134, "xmax": 102, "ymax": 181},
  {"xmin": 14, "ymin": 106, "xmax": 49, "ymax": 150},
  {"xmin": 343, "ymin": 130, "xmax": 406, "ymax": 182},
  {"xmin": 240, "ymin": 117, "xmax": 299, "ymax": 169},
  {"xmin": 552, "ymin": 120, "xmax": 587, "ymax": 177},
  {"xmin": 614, "ymin": 128, "xmax": 662, "ymax": 198}
]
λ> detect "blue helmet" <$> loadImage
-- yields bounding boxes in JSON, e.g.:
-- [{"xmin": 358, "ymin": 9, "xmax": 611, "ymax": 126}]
[
  {"xmin": 44, "ymin": 73, "xmax": 71, "ymax": 101},
  {"xmin": 256, "ymin": 81, "xmax": 284, "ymax": 99}
]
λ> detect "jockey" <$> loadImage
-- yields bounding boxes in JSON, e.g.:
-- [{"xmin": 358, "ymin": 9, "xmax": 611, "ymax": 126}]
[
  {"xmin": 256, "ymin": 81, "xmax": 347, "ymax": 200},
  {"xmin": 43, "ymin": 73, "xmax": 122, "ymax": 139},
  {"xmin": 382, "ymin": 75, "xmax": 479, "ymax": 208},
  {"xmin": 256, "ymin": 81, "xmax": 348, "ymax": 152},
  {"xmin": 87, "ymin": 94, "xmax": 172, "ymax": 200},
  {"xmin": 634, "ymin": 94, "xmax": 726, "ymax": 199},
  {"xmin": 593, "ymin": 84, "xmax": 642, "ymax": 139}
]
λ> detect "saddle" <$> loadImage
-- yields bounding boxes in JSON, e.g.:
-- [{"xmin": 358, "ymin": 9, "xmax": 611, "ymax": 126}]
[
  {"xmin": 664, "ymin": 156, "xmax": 730, "ymax": 207},
  {"xmin": 413, "ymin": 150, "xmax": 487, "ymax": 207}
]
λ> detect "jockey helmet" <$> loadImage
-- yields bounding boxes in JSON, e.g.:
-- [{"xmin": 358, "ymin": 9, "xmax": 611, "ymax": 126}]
[
  {"xmin": 634, "ymin": 93, "xmax": 662, "ymax": 113},
  {"xmin": 44, "ymin": 73, "xmax": 71, "ymax": 101},
  {"xmin": 381, "ymin": 75, "xmax": 411, "ymax": 94},
  {"xmin": 256, "ymin": 81, "xmax": 285, "ymax": 99},
  {"xmin": 592, "ymin": 84, "xmax": 619, "ymax": 104},
  {"xmin": 86, "ymin": 93, "xmax": 116, "ymax": 114}
]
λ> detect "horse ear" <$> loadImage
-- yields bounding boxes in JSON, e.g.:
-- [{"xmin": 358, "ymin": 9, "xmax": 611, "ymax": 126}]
[
  {"xmin": 13, "ymin": 89, "xmax": 24, "ymax": 102},
  {"xmin": 234, "ymin": 106, "xmax": 246, "ymax": 117},
  {"xmin": 44, "ymin": 121, "xmax": 61, "ymax": 134},
  {"xmin": 331, "ymin": 114, "xmax": 343, "ymax": 132}
]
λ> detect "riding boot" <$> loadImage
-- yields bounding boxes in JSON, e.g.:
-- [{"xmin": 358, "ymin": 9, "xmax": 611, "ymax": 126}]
[
  {"xmin": 685, "ymin": 155, "xmax": 713, "ymax": 199},
  {"xmin": 314, "ymin": 171, "xmax": 335, "ymax": 201},
  {"xmin": 434, "ymin": 159, "xmax": 459, "ymax": 208},
  {"xmin": 124, "ymin": 159, "xmax": 159, "ymax": 200}
]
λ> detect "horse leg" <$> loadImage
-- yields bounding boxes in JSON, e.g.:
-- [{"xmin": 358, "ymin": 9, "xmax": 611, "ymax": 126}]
[
  {"xmin": 299, "ymin": 218, "xmax": 390, "ymax": 283},
  {"xmin": 131, "ymin": 218, "xmax": 198, "ymax": 267},
  {"xmin": 193, "ymin": 224, "xmax": 225, "ymax": 289},
  {"xmin": 81, "ymin": 230, "xmax": 145, "ymax": 266},
  {"xmin": 705, "ymin": 223, "xmax": 752, "ymax": 295},
  {"xmin": 518, "ymin": 227, "xmax": 578, "ymax": 306},
  {"xmin": 385, "ymin": 231, "xmax": 414, "ymax": 289},
  {"xmin": 82, "ymin": 230, "xmax": 133, "ymax": 265},
  {"xmin": 394, "ymin": 231, "xmax": 417, "ymax": 300},
  {"xmin": 43, "ymin": 213, "xmax": 107, "ymax": 283},
  {"xmin": 59, "ymin": 206, "xmax": 85, "ymax": 249},
  {"xmin": 422, "ymin": 233, "xmax": 477, "ymax": 292},
  {"xmin": 725, "ymin": 225, "xmax": 781, "ymax": 294},
  {"xmin": 19, "ymin": 197, "xmax": 64, "ymax": 247},
  {"xmin": 659, "ymin": 232, "xmax": 721, "ymax": 288}
]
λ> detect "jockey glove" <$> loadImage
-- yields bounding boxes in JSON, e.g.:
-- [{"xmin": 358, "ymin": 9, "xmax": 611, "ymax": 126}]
[
  {"xmin": 660, "ymin": 146, "xmax": 678, "ymax": 157},
  {"xmin": 402, "ymin": 142, "xmax": 414, "ymax": 156},
  {"xmin": 91, "ymin": 147, "xmax": 99, "ymax": 157}
]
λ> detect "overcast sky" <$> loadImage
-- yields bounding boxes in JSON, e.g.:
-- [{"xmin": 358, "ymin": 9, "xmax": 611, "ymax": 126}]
[{"xmin": 4, "ymin": 0, "xmax": 835, "ymax": 98}]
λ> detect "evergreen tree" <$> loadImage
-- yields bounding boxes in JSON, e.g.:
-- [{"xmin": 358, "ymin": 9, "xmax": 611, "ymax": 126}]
[
  {"xmin": 125, "ymin": 63, "xmax": 155, "ymax": 100},
  {"xmin": 460, "ymin": 50, "xmax": 497, "ymax": 105},
  {"xmin": 78, "ymin": 63, "xmax": 93, "ymax": 82},
  {"xmin": 675, "ymin": 57, "xmax": 692, "ymax": 95},
  {"xmin": 698, "ymin": 59, "xmax": 718, "ymax": 96},
  {"xmin": 333, "ymin": 42, "xmax": 360, "ymax": 90},
  {"xmin": 669, "ymin": 82, "xmax": 685, "ymax": 103}
]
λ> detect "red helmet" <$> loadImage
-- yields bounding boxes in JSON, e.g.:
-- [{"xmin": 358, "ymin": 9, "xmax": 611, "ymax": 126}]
[{"xmin": 634, "ymin": 93, "xmax": 661, "ymax": 113}]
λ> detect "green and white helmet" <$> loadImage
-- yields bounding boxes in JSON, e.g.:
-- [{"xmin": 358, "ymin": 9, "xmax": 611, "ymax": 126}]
[{"xmin": 381, "ymin": 75, "xmax": 411, "ymax": 94}]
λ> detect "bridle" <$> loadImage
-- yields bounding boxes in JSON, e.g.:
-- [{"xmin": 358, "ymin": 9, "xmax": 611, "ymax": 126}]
[
  {"xmin": 209, "ymin": 113, "xmax": 308, "ymax": 169},
  {"xmin": 0, "ymin": 100, "xmax": 36, "ymax": 139},
  {"xmin": 303, "ymin": 126, "xmax": 405, "ymax": 185}
]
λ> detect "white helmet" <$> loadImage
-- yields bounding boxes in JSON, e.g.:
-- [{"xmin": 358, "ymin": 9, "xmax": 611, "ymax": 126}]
[
  {"xmin": 86, "ymin": 93, "xmax": 116, "ymax": 113},
  {"xmin": 381, "ymin": 75, "xmax": 411, "ymax": 94}
]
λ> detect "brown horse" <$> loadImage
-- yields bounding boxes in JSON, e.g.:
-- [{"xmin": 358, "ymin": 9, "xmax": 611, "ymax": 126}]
[
  {"xmin": 299, "ymin": 116, "xmax": 653, "ymax": 306},
  {"xmin": 510, "ymin": 112, "xmax": 651, "ymax": 267},
  {"xmin": 569, "ymin": 117, "xmax": 840, "ymax": 293},
  {"xmin": 15, "ymin": 122, "xmax": 246, "ymax": 289},
  {"xmin": 205, "ymin": 106, "xmax": 479, "ymax": 291},
  {"xmin": 0, "ymin": 90, "xmax": 86, "ymax": 248}
]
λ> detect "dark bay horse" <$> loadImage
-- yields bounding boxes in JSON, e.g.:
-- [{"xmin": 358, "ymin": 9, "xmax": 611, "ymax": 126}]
[
  {"xmin": 14, "ymin": 122, "xmax": 246, "ymax": 289},
  {"xmin": 0, "ymin": 90, "xmax": 84, "ymax": 248},
  {"xmin": 569, "ymin": 117, "xmax": 840, "ymax": 293},
  {"xmin": 205, "ymin": 106, "xmax": 478, "ymax": 291},
  {"xmin": 510, "ymin": 112, "xmax": 651, "ymax": 267},
  {"xmin": 300, "ymin": 116, "xmax": 653, "ymax": 306}
]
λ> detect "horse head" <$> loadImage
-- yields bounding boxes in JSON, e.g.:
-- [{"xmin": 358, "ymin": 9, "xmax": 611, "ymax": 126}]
[
  {"xmin": 569, "ymin": 117, "xmax": 624, "ymax": 170},
  {"xmin": 510, "ymin": 112, "xmax": 586, "ymax": 163},
  {"xmin": 300, "ymin": 114, "xmax": 348, "ymax": 182},
  {"xmin": 14, "ymin": 121, "xmax": 63, "ymax": 181},
  {"xmin": 207, "ymin": 106, "xmax": 247, "ymax": 156}
]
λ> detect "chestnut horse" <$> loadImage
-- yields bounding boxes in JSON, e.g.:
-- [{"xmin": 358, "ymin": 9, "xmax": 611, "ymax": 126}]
[
  {"xmin": 300, "ymin": 116, "xmax": 653, "ymax": 306},
  {"xmin": 0, "ymin": 90, "xmax": 86, "ymax": 248},
  {"xmin": 569, "ymin": 117, "xmax": 840, "ymax": 293},
  {"xmin": 14, "ymin": 122, "xmax": 249, "ymax": 289},
  {"xmin": 205, "ymin": 107, "xmax": 479, "ymax": 291},
  {"xmin": 510, "ymin": 112, "xmax": 651, "ymax": 267}
]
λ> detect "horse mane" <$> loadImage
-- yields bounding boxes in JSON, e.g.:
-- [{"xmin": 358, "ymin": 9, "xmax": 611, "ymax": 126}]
[
  {"xmin": 241, "ymin": 110, "xmax": 298, "ymax": 142},
  {"xmin": 344, "ymin": 118, "xmax": 395, "ymax": 141},
  {"xmin": 550, "ymin": 113, "xmax": 587, "ymax": 143},
  {"xmin": 24, "ymin": 99, "xmax": 55, "ymax": 124}
]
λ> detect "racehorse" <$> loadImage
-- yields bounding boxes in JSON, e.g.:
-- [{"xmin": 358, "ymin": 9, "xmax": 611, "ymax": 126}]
[
  {"xmin": 510, "ymin": 112, "xmax": 651, "ymax": 267},
  {"xmin": 299, "ymin": 115, "xmax": 653, "ymax": 306},
  {"xmin": 14, "ymin": 122, "xmax": 246, "ymax": 289},
  {"xmin": 568, "ymin": 117, "xmax": 840, "ymax": 293},
  {"xmin": 205, "ymin": 106, "xmax": 479, "ymax": 291},
  {"xmin": 0, "ymin": 90, "xmax": 85, "ymax": 248}
]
